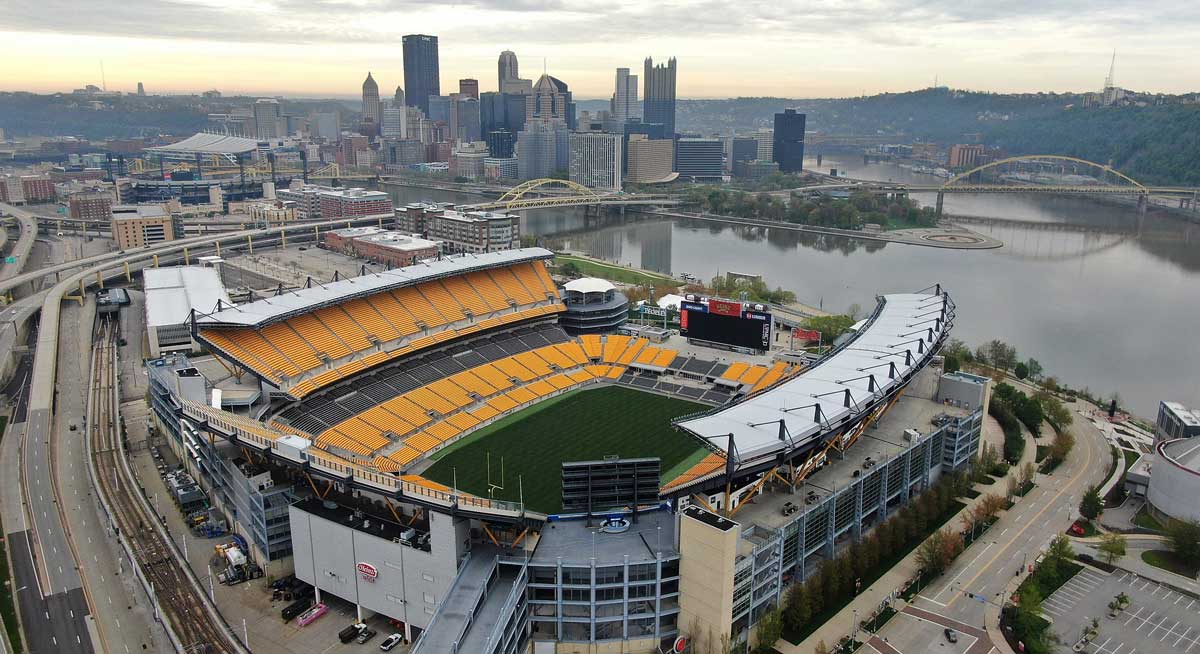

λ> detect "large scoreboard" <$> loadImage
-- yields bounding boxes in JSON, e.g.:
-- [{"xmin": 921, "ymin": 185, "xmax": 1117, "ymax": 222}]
[{"xmin": 679, "ymin": 296, "xmax": 773, "ymax": 351}]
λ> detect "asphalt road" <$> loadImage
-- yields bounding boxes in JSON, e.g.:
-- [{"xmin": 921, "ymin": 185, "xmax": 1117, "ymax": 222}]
[
  {"xmin": 870, "ymin": 400, "xmax": 1112, "ymax": 653},
  {"xmin": 3, "ymin": 324, "xmax": 94, "ymax": 653}
]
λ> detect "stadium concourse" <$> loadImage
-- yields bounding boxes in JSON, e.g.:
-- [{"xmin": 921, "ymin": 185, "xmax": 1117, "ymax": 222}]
[{"xmin": 147, "ymin": 251, "xmax": 976, "ymax": 653}]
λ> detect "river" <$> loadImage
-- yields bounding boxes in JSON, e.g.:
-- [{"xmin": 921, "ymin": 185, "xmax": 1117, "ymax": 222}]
[{"xmin": 384, "ymin": 158, "xmax": 1200, "ymax": 418}]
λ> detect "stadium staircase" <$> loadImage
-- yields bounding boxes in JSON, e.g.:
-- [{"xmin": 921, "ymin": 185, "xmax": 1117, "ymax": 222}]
[{"xmin": 411, "ymin": 546, "xmax": 522, "ymax": 654}]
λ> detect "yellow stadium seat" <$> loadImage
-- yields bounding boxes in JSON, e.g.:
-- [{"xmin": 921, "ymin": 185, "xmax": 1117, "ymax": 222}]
[
  {"xmin": 722, "ymin": 362, "xmax": 749, "ymax": 380},
  {"xmin": 441, "ymin": 276, "xmax": 491, "ymax": 316},
  {"xmin": 486, "ymin": 267, "xmax": 536, "ymax": 304},
  {"xmin": 415, "ymin": 282, "xmax": 465, "ymax": 322},
  {"xmin": 579, "ymin": 334, "xmax": 603, "ymax": 360}
]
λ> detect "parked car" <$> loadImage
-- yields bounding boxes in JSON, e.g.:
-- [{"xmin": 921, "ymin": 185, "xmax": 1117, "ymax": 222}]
[
  {"xmin": 379, "ymin": 634, "xmax": 404, "ymax": 651},
  {"xmin": 944, "ymin": 628, "xmax": 958, "ymax": 643},
  {"xmin": 338, "ymin": 623, "xmax": 367, "ymax": 644},
  {"xmin": 356, "ymin": 628, "xmax": 377, "ymax": 644}
]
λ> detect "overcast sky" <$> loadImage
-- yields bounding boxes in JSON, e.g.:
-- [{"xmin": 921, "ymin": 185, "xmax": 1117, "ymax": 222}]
[{"xmin": 3, "ymin": 0, "xmax": 1198, "ymax": 98}]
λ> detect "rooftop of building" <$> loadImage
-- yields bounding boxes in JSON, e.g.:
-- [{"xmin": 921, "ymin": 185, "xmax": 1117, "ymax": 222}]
[
  {"xmin": 144, "ymin": 266, "xmax": 232, "ymax": 328},
  {"xmin": 562, "ymin": 277, "xmax": 615, "ymax": 295},
  {"xmin": 145, "ymin": 132, "xmax": 263, "ymax": 156},
  {"xmin": 531, "ymin": 509, "xmax": 677, "ymax": 566},
  {"xmin": 328, "ymin": 225, "xmax": 386, "ymax": 238},
  {"xmin": 292, "ymin": 496, "xmax": 430, "ymax": 548},
  {"xmin": 1161, "ymin": 438, "xmax": 1200, "ymax": 472},
  {"xmin": 112, "ymin": 204, "xmax": 169, "ymax": 218},
  {"xmin": 355, "ymin": 232, "xmax": 440, "ymax": 251},
  {"xmin": 318, "ymin": 187, "xmax": 388, "ymax": 199},
  {"xmin": 1162, "ymin": 401, "xmax": 1200, "ymax": 427}
]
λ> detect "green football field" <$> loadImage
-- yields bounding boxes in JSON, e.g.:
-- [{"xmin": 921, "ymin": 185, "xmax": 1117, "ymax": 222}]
[{"xmin": 422, "ymin": 386, "xmax": 709, "ymax": 514}]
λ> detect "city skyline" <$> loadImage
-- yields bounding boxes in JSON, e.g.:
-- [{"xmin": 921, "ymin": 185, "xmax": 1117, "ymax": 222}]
[{"xmin": 3, "ymin": 0, "xmax": 1198, "ymax": 98}]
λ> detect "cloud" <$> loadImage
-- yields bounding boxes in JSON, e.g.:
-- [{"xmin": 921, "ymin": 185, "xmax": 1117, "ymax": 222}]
[{"xmin": 5, "ymin": 0, "xmax": 1198, "ymax": 95}]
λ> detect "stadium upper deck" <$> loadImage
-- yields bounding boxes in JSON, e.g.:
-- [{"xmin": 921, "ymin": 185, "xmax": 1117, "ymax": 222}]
[
  {"xmin": 673, "ymin": 288, "xmax": 953, "ymax": 474},
  {"xmin": 193, "ymin": 248, "xmax": 562, "ymax": 398}
]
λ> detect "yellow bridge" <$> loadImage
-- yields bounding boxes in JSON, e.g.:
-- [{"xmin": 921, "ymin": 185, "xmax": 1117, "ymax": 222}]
[{"xmin": 464, "ymin": 178, "xmax": 680, "ymax": 212}]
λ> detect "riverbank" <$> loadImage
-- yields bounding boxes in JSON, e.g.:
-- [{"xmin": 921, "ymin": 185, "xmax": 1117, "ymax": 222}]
[
  {"xmin": 553, "ymin": 253, "xmax": 684, "ymax": 287},
  {"xmin": 642, "ymin": 208, "xmax": 1004, "ymax": 249}
]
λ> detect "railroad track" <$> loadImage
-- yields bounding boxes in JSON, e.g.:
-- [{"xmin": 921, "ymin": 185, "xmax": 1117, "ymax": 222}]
[{"xmin": 87, "ymin": 319, "xmax": 245, "ymax": 654}]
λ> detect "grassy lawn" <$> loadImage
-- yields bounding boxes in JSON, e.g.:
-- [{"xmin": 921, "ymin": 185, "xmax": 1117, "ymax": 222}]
[
  {"xmin": 1123, "ymin": 449, "xmax": 1142, "ymax": 474},
  {"xmin": 0, "ymin": 416, "xmax": 22, "ymax": 654},
  {"xmin": 553, "ymin": 254, "xmax": 683, "ymax": 287},
  {"xmin": 423, "ymin": 386, "xmax": 706, "ymax": 513},
  {"xmin": 1141, "ymin": 550, "xmax": 1200, "ymax": 578},
  {"xmin": 1134, "ymin": 506, "xmax": 1165, "ymax": 532}
]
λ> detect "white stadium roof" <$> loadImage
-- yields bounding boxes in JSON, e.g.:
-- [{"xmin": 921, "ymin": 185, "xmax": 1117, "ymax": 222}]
[
  {"xmin": 563, "ymin": 277, "xmax": 614, "ymax": 294},
  {"xmin": 145, "ymin": 132, "xmax": 262, "ymax": 155},
  {"xmin": 675, "ymin": 291, "xmax": 952, "ymax": 464},
  {"xmin": 195, "ymin": 248, "xmax": 555, "ymax": 328},
  {"xmin": 144, "ymin": 266, "xmax": 233, "ymax": 328}
]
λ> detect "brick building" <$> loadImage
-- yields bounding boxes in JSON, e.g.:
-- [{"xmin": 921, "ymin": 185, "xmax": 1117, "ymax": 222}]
[
  {"xmin": 111, "ymin": 205, "xmax": 183, "ymax": 249},
  {"xmin": 351, "ymin": 232, "xmax": 440, "ymax": 268},
  {"xmin": 317, "ymin": 188, "xmax": 392, "ymax": 219},
  {"xmin": 68, "ymin": 191, "xmax": 113, "ymax": 220}
]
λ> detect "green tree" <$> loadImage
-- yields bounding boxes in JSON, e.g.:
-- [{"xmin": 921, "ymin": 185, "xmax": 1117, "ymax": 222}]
[
  {"xmin": 944, "ymin": 353, "xmax": 961, "ymax": 374},
  {"xmin": 1098, "ymin": 533, "xmax": 1127, "ymax": 565},
  {"xmin": 1166, "ymin": 519, "xmax": 1200, "ymax": 564},
  {"xmin": 1046, "ymin": 535, "xmax": 1075, "ymax": 571},
  {"xmin": 1025, "ymin": 358, "xmax": 1044, "ymax": 380},
  {"xmin": 753, "ymin": 606, "xmax": 783, "ymax": 653},
  {"xmin": 783, "ymin": 583, "xmax": 812, "ymax": 634},
  {"xmin": 1014, "ymin": 361, "xmax": 1029, "ymax": 379},
  {"xmin": 801, "ymin": 314, "xmax": 856, "ymax": 342},
  {"xmin": 916, "ymin": 530, "xmax": 949, "ymax": 575},
  {"xmin": 1079, "ymin": 485, "xmax": 1104, "ymax": 521}
]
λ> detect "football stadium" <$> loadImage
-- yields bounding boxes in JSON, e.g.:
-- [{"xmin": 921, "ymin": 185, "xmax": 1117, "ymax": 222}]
[{"xmin": 146, "ymin": 246, "xmax": 983, "ymax": 653}]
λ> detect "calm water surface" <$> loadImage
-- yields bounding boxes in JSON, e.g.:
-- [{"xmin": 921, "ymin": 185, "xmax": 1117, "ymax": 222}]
[{"xmin": 386, "ymin": 159, "xmax": 1200, "ymax": 417}]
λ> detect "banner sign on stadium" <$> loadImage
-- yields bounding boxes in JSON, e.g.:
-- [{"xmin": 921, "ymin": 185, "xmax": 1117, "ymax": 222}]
[
  {"xmin": 792, "ymin": 328, "xmax": 820, "ymax": 341},
  {"xmin": 641, "ymin": 306, "xmax": 667, "ymax": 317},
  {"xmin": 357, "ymin": 562, "xmax": 378, "ymax": 582},
  {"xmin": 708, "ymin": 298, "xmax": 744, "ymax": 318}
]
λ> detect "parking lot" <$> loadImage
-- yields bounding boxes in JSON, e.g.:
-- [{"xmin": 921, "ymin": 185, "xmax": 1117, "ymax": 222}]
[{"xmin": 1046, "ymin": 567, "xmax": 1200, "ymax": 653}]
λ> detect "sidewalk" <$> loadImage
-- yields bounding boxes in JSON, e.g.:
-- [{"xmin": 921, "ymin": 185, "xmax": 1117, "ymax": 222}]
[{"xmin": 775, "ymin": 415, "xmax": 1035, "ymax": 654}]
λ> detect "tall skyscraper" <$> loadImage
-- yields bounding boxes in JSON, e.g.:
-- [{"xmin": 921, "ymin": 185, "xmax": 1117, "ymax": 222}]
[
  {"xmin": 569, "ymin": 132, "xmax": 622, "ymax": 191},
  {"xmin": 498, "ymin": 50, "xmax": 518, "ymax": 89},
  {"xmin": 773, "ymin": 109, "xmax": 806, "ymax": 173},
  {"xmin": 458, "ymin": 79, "xmax": 479, "ymax": 100},
  {"xmin": 486, "ymin": 130, "xmax": 516, "ymax": 158},
  {"xmin": 450, "ymin": 95, "xmax": 481, "ymax": 143},
  {"xmin": 643, "ymin": 57, "xmax": 677, "ymax": 138},
  {"xmin": 611, "ymin": 68, "xmax": 639, "ymax": 123},
  {"xmin": 527, "ymin": 74, "xmax": 574, "ymax": 128},
  {"xmin": 361, "ymin": 72, "xmax": 381, "ymax": 134},
  {"xmin": 675, "ymin": 138, "xmax": 724, "ymax": 181},
  {"xmin": 381, "ymin": 104, "xmax": 406, "ymax": 139},
  {"xmin": 253, "ymin": 98, "xmax": 281, "ymax": 139},
  {"xmin": 517, "ymin": 119, "xmax": 569, "ymax": 180},
  {"xmin": 310, "ymin": 111, "xmax": 341, "ymax": 141},
  {"xmin": 136, "ymin": 82, "xmax": 145, "ymax": 96},
  {"xmin": 427, "ymin": 95, "xmax": 451, "ymax": 124},
  {"xmin": 394, "ymin": 86, "xmax": 405, "ymax": 107},
  {"xmin": 403, "ymin": 34, "xmax": 440, "ymax": 115}
]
